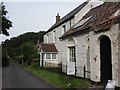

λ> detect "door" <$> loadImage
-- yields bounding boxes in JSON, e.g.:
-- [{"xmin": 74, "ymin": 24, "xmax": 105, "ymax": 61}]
[{"xmin": 100, "ymin": 36, "xmax": 112, "ymax": 85}]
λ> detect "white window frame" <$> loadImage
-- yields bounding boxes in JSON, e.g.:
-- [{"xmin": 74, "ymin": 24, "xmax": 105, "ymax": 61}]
[
  {"xmin": 68, "ymin": 46, "xmax": 76, "ymax": 62},
  {"xmin": 52, "ymin": 53, "xmax": 57, "ymax": 59},
  {"xmin": 46, "ymin": 53, "xmax": 51, "ymax": 59},
  {"xmin": 45, "ymin": 53, "xmax": 57, "ymax": 60}
]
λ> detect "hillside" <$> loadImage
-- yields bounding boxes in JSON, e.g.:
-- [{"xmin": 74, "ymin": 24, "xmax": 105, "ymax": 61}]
[{"xmin": 3, "ymin": 31, "xmax": 46, "ymax": 60}]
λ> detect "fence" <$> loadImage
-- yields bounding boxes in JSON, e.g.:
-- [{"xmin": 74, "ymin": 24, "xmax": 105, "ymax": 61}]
[{"xmin": 62, "ymin": 64, "xmax": 90, "ymax": 79}]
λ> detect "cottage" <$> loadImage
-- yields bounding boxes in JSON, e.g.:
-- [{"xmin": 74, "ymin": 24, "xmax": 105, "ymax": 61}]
[
  {"xmin": 38, "ymin": 0, "xmax": 120, "ymax": 87},
  {"xmin": 38, "ymin": 0, "xmax": 102, "ymax": 67}
]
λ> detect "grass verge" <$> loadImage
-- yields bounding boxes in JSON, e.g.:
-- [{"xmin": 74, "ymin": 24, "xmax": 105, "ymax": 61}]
[{"xmin": 23, "ymin": 65, "xmax": 91, "ymax": 88}]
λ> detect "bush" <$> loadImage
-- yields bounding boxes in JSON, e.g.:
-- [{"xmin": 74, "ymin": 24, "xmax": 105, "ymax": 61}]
[
  {"xmin": 31, "ymin": 62, "xmax": 39, "ymax": 69},
  {"xmin": 21, "ymin": 42, "xmax": 38, "ymax": 66}
]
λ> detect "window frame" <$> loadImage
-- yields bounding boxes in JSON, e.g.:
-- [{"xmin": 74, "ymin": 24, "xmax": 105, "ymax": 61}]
[
  {"xmin": 52, "ymin": 53, "xmax": 57, "ymax": 59},
  {"xmin": 53, "ymin": 30, "xmax": 56, "ymax": 43},
  {"xmin": 46, "ymin": 53, "xmax": 51, "ymax": 59},
  {"xmin": 45, "ymin": 53, "xmax": 57, "ymax": 60},
  {"xmin": 68, "ymin": 46, "xmax": 76, "ymax": 62},
  {"xmin": 62, "ymin": 25, "xmax": 66, "ymax": 34},
  {"xmin": 46, "ymin": 34, "xmax": 49, "ymax": 43}
]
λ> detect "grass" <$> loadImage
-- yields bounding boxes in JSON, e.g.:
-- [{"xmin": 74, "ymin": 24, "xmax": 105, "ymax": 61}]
[{"xmin": 23, "ymin": 66, "xmax": 91, "ymax": 88}]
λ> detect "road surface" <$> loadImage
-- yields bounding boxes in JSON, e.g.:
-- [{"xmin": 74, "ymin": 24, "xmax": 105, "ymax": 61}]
[{"xmin": 2, "ymin": 63, "xmax": 55, "ymax": 88}]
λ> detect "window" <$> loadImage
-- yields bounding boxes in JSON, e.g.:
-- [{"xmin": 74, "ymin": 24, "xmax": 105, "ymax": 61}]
[
  {"xmin": 52, "ymin": 53, "xmax": 57, "ymax": 59},
  {"xmin": 69, "ymin": 46, "xmax": 76, "ymax": 62},
  {"xmin": 53, "ymin": 31, "xmax": 56, "ymax": 43},
  {"xmin": 45, "ymin": 53, "xmax": 57, "ymax": 59},
  {"xmin": 46, "ymin": 53, "xmax": 51, "ymax": 59},
  {"xmin": 70, "ymin": 20, "xmax": 72, "ymax": 28},
  {"xmin": 62, "ymin": 25, "xmax": 66, "ymax": 34},
  {"xmin": 46, "ymin": 34, "xmax": 49, "ymax": 43}
]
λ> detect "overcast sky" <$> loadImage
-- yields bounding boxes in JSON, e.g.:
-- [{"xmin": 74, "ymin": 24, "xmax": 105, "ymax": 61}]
[{"xmin": 0, "ymin": 0, "xmax": 87, "ymax": 43}]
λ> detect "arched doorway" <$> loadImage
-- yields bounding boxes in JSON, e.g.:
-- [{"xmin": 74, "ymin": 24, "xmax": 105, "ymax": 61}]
[{"xmin": 100, "ymin": 36, "xmax": 112, "ymax": 85}]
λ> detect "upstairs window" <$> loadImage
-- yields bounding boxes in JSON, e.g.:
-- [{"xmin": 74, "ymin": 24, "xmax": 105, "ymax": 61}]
[
  {"xmin": 53, "ymin": 30, "xmax": 56, "ymax": 43},
  {"xmin": 46, "ymin": 34, "xmax": 49, "ymax": 43},
  {"xmin": 62, "ymin": 25, "xmax": 66, "ymax": 34}
]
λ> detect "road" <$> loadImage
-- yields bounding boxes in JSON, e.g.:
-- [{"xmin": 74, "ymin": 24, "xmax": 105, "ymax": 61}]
[{"xmin": 2, "ymin": 63, "xmax": 55, "ymax": 88}]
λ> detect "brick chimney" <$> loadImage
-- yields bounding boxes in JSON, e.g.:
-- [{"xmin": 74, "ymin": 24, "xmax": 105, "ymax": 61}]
[{"xmin": 56, "ymin": 13, "xmax": 60, "ymax": 23}]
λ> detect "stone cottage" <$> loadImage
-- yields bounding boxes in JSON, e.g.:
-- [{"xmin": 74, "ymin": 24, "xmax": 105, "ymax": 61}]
[{"xmin": 38, "ymin": 0, "xmax": 120, "ymax": 87}]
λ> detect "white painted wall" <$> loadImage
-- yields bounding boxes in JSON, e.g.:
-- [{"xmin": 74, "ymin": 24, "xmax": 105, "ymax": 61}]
[
  {"xmin": 89, "ymin": 24, "xmax": 119, "ymax": 84},
  {"xmin": 61, "ymin": 23, "xmax": 120, "ymax": 86},
  {"xmin": 43, "ymin": 17, "xmax": 75, "ymax": 64}
]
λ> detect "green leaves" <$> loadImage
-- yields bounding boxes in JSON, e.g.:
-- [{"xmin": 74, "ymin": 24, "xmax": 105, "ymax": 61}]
[
  {"xmin": 1, "ymin": 2, "xmax": 12, "ymax": 36},
  {"xmin": 21, "ymin": 42, "xmax": 38, "ymax": 66}
]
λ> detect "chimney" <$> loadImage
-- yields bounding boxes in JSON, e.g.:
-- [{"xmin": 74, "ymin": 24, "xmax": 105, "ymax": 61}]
[{"xmin": 56, "ymin": 13, "xmax": 60, "ymax": 23}]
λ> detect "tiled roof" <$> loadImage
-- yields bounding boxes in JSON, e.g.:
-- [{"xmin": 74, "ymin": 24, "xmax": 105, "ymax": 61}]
[
  {"xmin": 45, "ymin": 2, "xmax": 88, "ymax": 34},
  {"xmin": 39, "ymin": 43, "xmax": 58, "ymax": 53},
  {"xmin": 81, "ymin": 4, "xmax": 103, "ymax": 20},
  {"xmin": 60, "ymin": 2, "xmax": 120, "ymax": 39}
]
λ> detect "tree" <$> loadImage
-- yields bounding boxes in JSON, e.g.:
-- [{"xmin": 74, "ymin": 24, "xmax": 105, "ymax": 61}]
[
  {"xmin": 21, "ymin": 42, "xmax": 38, "ymax": 66},
  {"xmin": 1, "ymin": 2, "xmax": 12, "ymax": 36}
]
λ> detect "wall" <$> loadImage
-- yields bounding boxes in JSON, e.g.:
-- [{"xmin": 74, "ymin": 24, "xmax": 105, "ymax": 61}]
[
  {"xmin": 61, "ymin": 23, "xmax": 120, "ymax": 86},
  {"xmin": 43, "ymin": 18, "xmax": 75, "ymax": 63},
  {"xmin": 89, "ymin": 24, "xmax": 120, "ymax": 86},
  {"xmin": 61, "ymin": 32, "xmax": 90, "ymax": 78}
]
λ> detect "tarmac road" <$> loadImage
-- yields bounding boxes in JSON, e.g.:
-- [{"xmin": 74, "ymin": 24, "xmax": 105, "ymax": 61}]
[{"xmin": 2, "ymin": 63, "xmax": 55, "ymax": 88}]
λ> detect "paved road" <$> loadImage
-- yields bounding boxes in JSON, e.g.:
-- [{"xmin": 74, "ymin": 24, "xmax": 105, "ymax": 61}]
[{"xmin": 2, "ymin": 63, "xmax": 55, "ymax": 88}]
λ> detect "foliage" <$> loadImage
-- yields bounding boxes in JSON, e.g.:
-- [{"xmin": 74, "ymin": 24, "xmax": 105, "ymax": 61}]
[
  {"xmin": 31, "ymin": 62, "xmax": 39, "ymax": 69},
  {"xmin": 13, "ymin": 55, "xmax": 23, "ymax": 64},
  {"xmin": 24, "ymin": 66, "xmax": 91, "ymax": 88},
  {"xmin": 21, "ymin": 42, "xmax": 38, "ymax": 66},
  {"xmin": 2, "ymin": 44, "xmax": 9, "ymax": 67},
  {"xmin": 3, "ymin": 31, "xmax": 45, "ymax": 63},
  {"xmin": 1, "ymin": 2, "xmax": 12, "ymax": 36}
]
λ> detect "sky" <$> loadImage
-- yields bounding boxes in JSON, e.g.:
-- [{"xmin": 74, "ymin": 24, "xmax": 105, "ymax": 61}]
[{"xmin": 0, "ymin": 0, "xmax": 87, "ymax": 43}]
